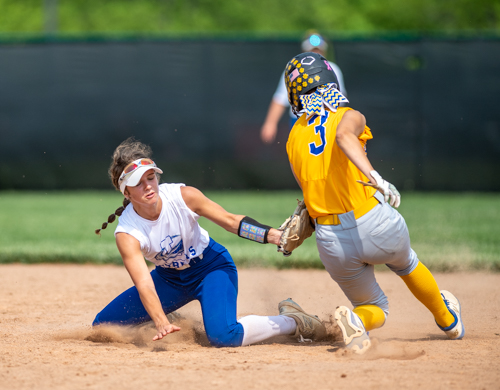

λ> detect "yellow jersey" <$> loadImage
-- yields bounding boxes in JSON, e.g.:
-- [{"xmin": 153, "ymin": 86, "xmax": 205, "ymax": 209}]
[{"xmin": 286, "ymin": 107, "xmax": 376, "ymax": 219}]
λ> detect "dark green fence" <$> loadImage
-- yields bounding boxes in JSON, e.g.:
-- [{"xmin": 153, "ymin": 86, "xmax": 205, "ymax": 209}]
[{"xmin": 0, "ymin": 37, "xmax": 499, "ymax": 191}]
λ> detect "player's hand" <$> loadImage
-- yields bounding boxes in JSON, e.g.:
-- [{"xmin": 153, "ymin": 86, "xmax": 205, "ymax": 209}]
[
  {"xmin": 153, "ymin": 322, "xmax": 181, "ymax": 341},
  {"xmin": 260, "ymin": 122, "xmax": 278, "ymax": 144},
  {"xmin": 357, "ymin": 170, "xmax": 401, "ymax": 208}
]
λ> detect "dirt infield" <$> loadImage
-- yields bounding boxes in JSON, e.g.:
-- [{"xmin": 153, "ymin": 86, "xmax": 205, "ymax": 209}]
[{"xmin": 1, "ymin": 264, "xmax": 499, "ymax": 390}]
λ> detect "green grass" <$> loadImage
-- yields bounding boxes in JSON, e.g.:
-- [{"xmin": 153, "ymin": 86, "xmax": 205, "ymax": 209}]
[
  {"xmin": 0, "ymin": 190, "xmax": 499, "ymax": 271},
  {"xmin": 1, "ymin": 0, "xmax": 498, "ymax": 34}
]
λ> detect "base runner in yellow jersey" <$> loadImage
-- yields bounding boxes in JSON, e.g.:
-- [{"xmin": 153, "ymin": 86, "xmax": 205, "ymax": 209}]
[{"xmin": 283, "ymin": 52, "xmax": 465, "ymax": 354}]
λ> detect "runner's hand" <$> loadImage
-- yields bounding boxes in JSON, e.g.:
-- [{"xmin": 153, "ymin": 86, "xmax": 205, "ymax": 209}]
[{"xmin": 357, "ymin": 170, "xmax": 401, "ymax": 208}]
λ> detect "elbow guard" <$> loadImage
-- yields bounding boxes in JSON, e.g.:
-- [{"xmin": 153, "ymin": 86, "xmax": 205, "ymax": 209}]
[{"xmin": 238, "ymin": 216, "xmax": 271, "ymax": 244}]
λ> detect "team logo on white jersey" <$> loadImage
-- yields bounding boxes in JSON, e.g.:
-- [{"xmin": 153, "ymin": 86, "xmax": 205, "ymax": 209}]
[{"xmin": 154, "ymin": 235, "xmax": 189, "ymax": 268}]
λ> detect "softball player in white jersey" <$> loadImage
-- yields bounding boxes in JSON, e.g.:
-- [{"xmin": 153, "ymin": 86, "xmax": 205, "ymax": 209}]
[
  {"xmin": 93, "ymin": 138, "xmax": 326, "ymax": 347},
  {"xmin": 283, "ymin": 52, "xmax": 464, "ymax": 354}
]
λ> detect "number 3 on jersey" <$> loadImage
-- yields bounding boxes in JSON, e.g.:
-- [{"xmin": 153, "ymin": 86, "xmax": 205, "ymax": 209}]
[{"xmin": 308, "ymin": 113, "xmax": 329, "ymax": 156}]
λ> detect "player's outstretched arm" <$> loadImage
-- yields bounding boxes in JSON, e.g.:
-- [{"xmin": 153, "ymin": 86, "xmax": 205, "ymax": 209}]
[
  {"xmin": 181, "ymin": 186, "xmax": 282, "ymax": 245},
  {"xmin": 116, "ymin": 233, "xmax": 181, "ymax": 340}
]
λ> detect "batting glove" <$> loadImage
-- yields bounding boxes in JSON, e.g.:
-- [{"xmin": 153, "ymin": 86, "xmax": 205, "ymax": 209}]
[{"xmin": 357, "ymin": 170, "xmax": 401, "ymax": 208}]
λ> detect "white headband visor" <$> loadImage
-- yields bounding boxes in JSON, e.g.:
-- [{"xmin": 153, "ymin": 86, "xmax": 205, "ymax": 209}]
[{"xmin": 119, "ymin": 165, "xmax": 163, "ymax": 194}]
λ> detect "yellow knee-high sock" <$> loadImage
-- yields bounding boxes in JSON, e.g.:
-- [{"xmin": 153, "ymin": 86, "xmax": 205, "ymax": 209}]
[
  {"xmin": 353, "ymin": 305, "xmax": 386, "ymax": 331},
  {"xmin": 400, "ymin": 261, "xmax": 454, "ymax": 328}
]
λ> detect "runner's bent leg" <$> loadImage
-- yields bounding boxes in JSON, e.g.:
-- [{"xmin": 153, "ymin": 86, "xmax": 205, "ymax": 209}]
[
  {"xmin": 400, "ymin": 260, "xmax": 455, "ymax": 328},
  {"xmin": 316, "ymin": 224, "xmax": 388, "ymax": 332},
  {"xmin": 369, "ymin": 205, "xmax": 455, "ymax": 329}
]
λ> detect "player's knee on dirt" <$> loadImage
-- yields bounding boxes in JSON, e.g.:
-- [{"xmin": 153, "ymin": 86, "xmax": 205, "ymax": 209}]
[
  {"xmin": 91, "ymin": 313, "xmax": 123, "ymax": 327},
  {"xmin": 92, "ymin": 314, "xmax": 101, "ymax": 327},
  {"xmin": 205, "ymin": 323, "xmax": 245, "ymax": 348}
]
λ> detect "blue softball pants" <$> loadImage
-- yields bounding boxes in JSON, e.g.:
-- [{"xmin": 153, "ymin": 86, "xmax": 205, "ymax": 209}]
[{"xmin": 92, "ymin": 238, "xmax": 245, "ymax": 347}]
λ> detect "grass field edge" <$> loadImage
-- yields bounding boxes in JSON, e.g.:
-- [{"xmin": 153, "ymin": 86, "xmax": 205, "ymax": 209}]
[{"xmin": 1, "ymin": 255, "xmax": 498, "ymax": 272}]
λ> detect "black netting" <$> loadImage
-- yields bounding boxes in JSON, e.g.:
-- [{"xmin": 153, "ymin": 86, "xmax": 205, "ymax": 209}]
[{"xmin": 0, "ymin": 38, "xmax": 498, "ymax": 191}]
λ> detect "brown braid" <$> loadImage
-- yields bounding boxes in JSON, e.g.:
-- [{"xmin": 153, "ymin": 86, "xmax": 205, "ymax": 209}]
[
  {"xmin": 95, "ymin": 198, "xmax": 131, "ymax": 235},
  {"xmin": 95, "ymin": 137, "xmax": 158, "ymax": 235}
]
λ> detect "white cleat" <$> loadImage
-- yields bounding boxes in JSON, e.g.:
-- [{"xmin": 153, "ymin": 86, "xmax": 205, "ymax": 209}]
[
  {"xmin": 334, "ymin": 306, "xmax": 371, "ymax": 355},
  {"xmin": 438, "ymin": 290, "xmax": 465, "ymax": 340}
]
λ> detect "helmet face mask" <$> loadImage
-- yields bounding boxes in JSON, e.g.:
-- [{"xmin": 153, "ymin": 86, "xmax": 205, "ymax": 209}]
[{"xmin": 284, "ymin": 52, "xmax": 339, "ymax": 116}]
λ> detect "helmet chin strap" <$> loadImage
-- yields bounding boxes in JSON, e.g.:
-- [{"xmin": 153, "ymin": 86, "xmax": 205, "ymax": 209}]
[{"xmin": 299, "ymin": 83, "xmax": 349, "ymax": 119}]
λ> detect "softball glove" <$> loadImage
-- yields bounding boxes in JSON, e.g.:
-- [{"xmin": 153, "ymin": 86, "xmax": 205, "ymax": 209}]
[{"xmin": 277, "ymin": 200, "xmax": 315, "ymax": 257}]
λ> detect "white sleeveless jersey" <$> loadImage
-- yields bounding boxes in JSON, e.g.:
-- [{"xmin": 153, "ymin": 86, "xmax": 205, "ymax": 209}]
[{"xmin": 115, "ymin": 183, "xmax": 210, "ymax": 269}]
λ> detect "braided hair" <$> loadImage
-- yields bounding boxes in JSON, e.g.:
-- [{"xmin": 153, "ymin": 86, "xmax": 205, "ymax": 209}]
[
  {"xmin": 95, "ymin": 198, "xmax": 131, "ymax": 235},
  {"xmin": 95, "ymin": 137, "xmax": 155, "ymax": 235}
]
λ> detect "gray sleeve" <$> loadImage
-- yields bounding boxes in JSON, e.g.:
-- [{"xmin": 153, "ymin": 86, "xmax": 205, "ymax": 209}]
[{"xmin": 272, "ymin": 70, "xmax": 290, "ymax": 106}]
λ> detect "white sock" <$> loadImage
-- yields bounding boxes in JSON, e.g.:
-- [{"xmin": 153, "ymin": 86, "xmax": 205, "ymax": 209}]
[{"xmin": 238, "ymin": 315, "xmax": 296, "ymax": 346}]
